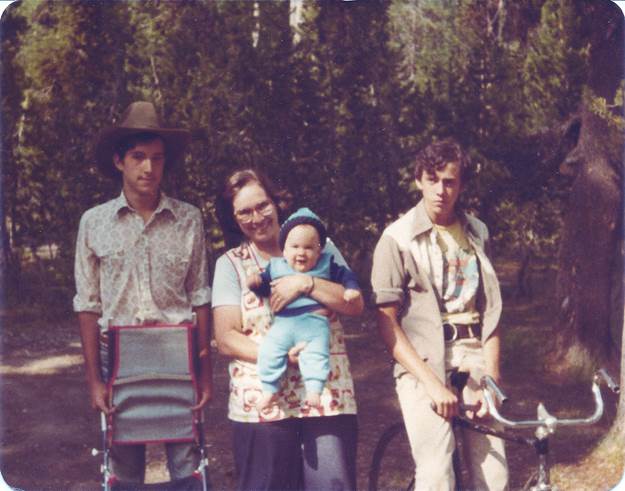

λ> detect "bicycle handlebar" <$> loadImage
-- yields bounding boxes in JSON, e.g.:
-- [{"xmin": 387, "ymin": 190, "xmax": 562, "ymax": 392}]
[
  {"xmin": 482, "ymin": 374, "xmax": 508, "ymax": 405},
  {"xmin": 480, "ymin": 369, "xmax": 620, "ymax": 431},
  {"xmin": 596, "ymin": 368, "xmax": 620, "ymax": 394}
]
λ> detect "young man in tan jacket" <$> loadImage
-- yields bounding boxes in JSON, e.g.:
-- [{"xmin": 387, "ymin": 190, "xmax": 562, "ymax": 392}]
[{"xmin": 371, "ymin": 138, "xmax": 508, "ymax": 491}]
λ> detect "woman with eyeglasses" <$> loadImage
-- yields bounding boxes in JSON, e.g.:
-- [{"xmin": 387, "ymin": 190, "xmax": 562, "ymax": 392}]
[{"xmin": 212, "ymin": 169, "xmax": 363, "ymax": 491}]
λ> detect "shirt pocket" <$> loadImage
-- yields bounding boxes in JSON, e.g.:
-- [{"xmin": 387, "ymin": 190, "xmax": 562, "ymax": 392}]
[{"xmin": 100, "ymin": 248, "xmax": 126, "ymax": 281}]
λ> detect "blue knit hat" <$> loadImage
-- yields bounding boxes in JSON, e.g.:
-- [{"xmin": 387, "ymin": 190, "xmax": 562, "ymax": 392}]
[{"xmin": 279, "ymin": 207, "xmax": 327, "ymax": 250}]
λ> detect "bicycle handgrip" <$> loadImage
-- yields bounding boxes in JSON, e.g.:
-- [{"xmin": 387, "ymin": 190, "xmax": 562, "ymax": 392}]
[
  {"xmin": 596, "ymin": 368, "xmax": 620, "ymax": 394},
  {"xmin": 481, "ymin": 375, "xmax": 508, "ymax": 404}
]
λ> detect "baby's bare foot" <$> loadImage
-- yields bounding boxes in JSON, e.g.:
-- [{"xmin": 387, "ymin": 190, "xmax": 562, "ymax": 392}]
[{"xmin": 305, "ymin": 392, "xmax": 321, "ymax": 408}]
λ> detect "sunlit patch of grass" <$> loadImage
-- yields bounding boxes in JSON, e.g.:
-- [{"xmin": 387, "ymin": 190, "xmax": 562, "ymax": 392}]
[
  {"xmin": 551, "ymin": 433, "xmax": 624, "ymax": 490},
  {"xmin": 493, "ymin": 257, "xmax": 620, "ymax": 491}
]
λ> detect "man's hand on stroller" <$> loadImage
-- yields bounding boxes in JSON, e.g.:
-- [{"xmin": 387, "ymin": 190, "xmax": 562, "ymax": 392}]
[
  {"xmin": 90, "ymin": 379, "xmax": 114, "ymax": 414},
  {"xmin": 191, "ymin": 377, "xmax": 212, "ymax": 411}
]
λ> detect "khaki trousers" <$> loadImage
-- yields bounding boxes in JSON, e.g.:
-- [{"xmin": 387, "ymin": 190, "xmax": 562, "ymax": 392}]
[{"xmin": 396, "ymin": 339, "xmax": 509, "ymax": 491}]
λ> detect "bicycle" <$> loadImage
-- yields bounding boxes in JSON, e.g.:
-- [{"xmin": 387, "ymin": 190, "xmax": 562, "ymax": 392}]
[{"xmin": 368, "ymin": 369, "xmax": 620, "ymax": 491}]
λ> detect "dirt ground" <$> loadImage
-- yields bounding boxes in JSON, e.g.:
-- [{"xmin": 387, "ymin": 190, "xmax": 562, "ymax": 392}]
[{"xmin": 1, "ymin": 266, "xmax": 622, "ymax": 491}]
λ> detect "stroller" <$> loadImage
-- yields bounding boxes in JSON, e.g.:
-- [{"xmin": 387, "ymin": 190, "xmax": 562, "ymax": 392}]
[{"xmin": 91, "ymin": 319, "xmax": 210, "ymax": 491}]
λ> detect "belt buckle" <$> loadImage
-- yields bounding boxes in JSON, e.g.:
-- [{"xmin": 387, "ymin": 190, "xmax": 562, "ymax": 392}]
[{"xmin": 443, "ymin": 322, "xmax": 458, "ymax": 344}]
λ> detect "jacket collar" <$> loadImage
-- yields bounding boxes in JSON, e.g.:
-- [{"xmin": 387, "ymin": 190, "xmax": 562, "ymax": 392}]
[{"xmin": 410, "ymin": 199, "xmax": 477, "ymax": 241}]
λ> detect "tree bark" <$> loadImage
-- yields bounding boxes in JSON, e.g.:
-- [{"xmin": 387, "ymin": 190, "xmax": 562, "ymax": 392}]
[
  {"xmin": 617, "ymin": 308, "xmax": 625, "ymax": 440},
  {"xmin": 549, "ymin": 1, "xmax": 624, "ymax": 375}
]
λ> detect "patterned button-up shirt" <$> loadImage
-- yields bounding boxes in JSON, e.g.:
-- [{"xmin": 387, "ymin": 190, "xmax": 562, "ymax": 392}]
[{"xmin": 73, "ymin": 192, "xmax": 211, "ymax": 330}]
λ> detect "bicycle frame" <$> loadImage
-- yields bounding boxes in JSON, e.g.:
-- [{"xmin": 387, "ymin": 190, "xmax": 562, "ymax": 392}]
[{"xmin": 368, "ymin": 369, "xmax": 619, "ymax": 491}]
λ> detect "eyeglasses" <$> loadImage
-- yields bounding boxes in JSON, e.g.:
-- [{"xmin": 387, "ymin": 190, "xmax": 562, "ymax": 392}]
[{"xmin": 234, "ymin": 200, "xmax": 275, "ymax": 224}]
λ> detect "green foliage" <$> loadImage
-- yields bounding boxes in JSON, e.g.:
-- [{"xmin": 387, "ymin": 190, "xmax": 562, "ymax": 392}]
[
  {"xmin": 1, "ymin": 0, "xmax": 613, "ymax": 307},
  {"xmin": 583, "ymin": 84, "xmax": 625, "ymax": 174},
  {"xmin": 493, "ymin": 196, "xmax": 563, "ymax": 260},
  {"xmin": 587, "ymin": 82, "xmax": 625, "ymax": 132},
  {"xmin": 522, "ymin": 0, "xmax": 588, "ymax": 130},
  {"xmin": 385, "ymin": 0, "xmax": 584, "ymax": 258}
]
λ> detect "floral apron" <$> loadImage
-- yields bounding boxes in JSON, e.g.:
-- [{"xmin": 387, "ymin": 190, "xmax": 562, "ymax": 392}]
[{"xmin": 225, "ymin": 242, "xmax": 358, "ymax": 422}]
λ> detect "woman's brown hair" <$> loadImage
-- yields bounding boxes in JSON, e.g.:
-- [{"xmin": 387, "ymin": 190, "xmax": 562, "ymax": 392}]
[{"xmin": 215, "ymin": 169, "xmax": 293, "ymax": 248}]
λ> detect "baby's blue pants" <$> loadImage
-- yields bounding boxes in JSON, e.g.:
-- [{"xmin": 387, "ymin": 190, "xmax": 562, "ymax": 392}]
[{"xmin": 258, "ymin": 312, "xmax": 330, "ymax": 394}]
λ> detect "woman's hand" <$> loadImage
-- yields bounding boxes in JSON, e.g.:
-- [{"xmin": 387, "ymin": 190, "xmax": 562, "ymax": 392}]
[
  {"xmin": 343, "ymin": 288, "xmax": 362, "ymax": 303},
  {"xmin": 270, "ymin": 274, "xmax": 363, "ymax": 316},
  {"xmin": 269, "ymin": 275, "xmax": 310, "ymax": 312},
  {"xmin": 246, "ymin": 273, "xmax": 263, "ymax": 290}
]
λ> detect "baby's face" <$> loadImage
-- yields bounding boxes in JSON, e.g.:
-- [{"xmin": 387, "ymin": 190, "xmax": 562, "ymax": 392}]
[{"xmin": 283, "ymin": 224, "xmax": 322, "ymax": 273}]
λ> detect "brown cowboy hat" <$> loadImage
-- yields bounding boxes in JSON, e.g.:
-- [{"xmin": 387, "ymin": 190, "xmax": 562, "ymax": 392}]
[{"xmin": 95, "ymin": 101, "xmax": 190, "ymax": 178}]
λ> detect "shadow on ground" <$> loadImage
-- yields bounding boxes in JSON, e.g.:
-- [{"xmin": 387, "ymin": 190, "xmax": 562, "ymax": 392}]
[{"xmin": 1, "ymin": 260, "xmax": 621, "ymax": 490}]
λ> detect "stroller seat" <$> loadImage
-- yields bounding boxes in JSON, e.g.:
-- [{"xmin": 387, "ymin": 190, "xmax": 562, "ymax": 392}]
[
  {"xmin": 94, "ymin": 321, "xmax": 209, "ymax": 491},
  {"xmin": 107, "ymin": 324, "xmax": 199, "ymax": 445}
]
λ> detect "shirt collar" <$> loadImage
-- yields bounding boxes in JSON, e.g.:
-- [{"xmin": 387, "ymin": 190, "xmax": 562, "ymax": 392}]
[
  {"xmin": 410, "ymin": 199, "xmax": 476, "ymax": 240},
  {"xmin": 112, "ymin": 191, "xmax": 177, "ymax": 220},
  {"xmin": 410, "ymin": 200, "xmax": 434, "ymax": 238}
]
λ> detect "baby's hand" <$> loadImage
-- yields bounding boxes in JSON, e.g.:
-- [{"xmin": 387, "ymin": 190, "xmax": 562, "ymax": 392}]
[
  {"xmin": 246, "ymin": 273, "xmax": 262, "ymax": 290},
  {"xmin": 343, "ymin": 289, "xmax": 361, "ymax": 303}
]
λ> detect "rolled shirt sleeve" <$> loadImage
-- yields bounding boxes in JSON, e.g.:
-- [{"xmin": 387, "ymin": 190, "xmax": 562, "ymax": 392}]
[
  {"xmin": 73, "ymin": 211, "xmax": 103, "ymax": 314},
  {"xmin": 370, "ymin": 233, "xmax": 407, "ymax": 306}
]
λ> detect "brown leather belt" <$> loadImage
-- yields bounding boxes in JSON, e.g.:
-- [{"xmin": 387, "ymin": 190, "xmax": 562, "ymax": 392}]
[{"xmin": 443, "ymin": 322, "xmax": 481, "ymax": 343}]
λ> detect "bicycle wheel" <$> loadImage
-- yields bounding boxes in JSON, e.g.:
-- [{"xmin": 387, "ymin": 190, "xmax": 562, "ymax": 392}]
[{"xmin": 368, "ymin": 422, "xmax": 415, "ymax": 491}]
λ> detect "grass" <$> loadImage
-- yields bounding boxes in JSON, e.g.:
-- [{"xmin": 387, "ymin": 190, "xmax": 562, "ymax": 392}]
[{"xmin": 2, "ymin": 255, "xmax": 622, "ymax": 490}]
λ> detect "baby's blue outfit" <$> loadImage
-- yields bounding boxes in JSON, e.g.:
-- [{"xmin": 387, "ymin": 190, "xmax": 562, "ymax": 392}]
[{"xmin": 254, "ymin": 252, "xmax": 359, "ymax": 395}]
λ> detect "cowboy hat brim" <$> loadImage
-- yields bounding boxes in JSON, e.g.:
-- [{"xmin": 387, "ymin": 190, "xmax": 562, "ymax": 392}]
[{"xmin": 95, "ymin": 126, "xmax": 191, "ymax": 178}]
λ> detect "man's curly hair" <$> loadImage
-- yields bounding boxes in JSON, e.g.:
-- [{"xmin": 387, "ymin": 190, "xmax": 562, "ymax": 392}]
[{"xmin": 413, "ymin": 137, "xmax": 475, "ymax": 183}]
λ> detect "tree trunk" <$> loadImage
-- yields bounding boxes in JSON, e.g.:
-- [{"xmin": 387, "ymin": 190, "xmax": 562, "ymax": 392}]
[
  {"xmin": 548, "ymin": 1, "xmax": 624, "ymax": 376},
  {"xmin": 616, "ymin": 309, "xmax": 625, "ymax": 441}
]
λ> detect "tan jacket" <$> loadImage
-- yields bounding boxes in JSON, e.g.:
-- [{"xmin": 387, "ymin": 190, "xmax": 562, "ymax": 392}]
[{"xmin": 371, "ymin": 200, "xmax": 502, "ymax": 381}]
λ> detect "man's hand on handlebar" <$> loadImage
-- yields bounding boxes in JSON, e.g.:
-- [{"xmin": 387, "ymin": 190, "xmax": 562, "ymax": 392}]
[{"xmin": 427, "ymin": 380, "xmax": 460, "ymax": 420}]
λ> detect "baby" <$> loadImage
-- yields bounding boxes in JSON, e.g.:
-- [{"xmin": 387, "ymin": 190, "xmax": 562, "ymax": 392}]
[{"xmin": 247, "ymin": 207, "xmax": 361, "ymax": 411}]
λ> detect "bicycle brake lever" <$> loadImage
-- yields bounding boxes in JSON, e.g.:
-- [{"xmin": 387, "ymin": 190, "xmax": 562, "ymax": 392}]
[{"xmin": 596, "ymin": 368, "xmax": 620, "ymax": 394}]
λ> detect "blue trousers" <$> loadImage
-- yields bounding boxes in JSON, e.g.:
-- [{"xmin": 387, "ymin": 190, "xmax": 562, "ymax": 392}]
[
  {"xmin": 258, "ymin": 313, "xmax": 330, "ymax": 394},
  {"xmin": 232, "ymin": 414, "xmax": 358, "ymax": 491}
]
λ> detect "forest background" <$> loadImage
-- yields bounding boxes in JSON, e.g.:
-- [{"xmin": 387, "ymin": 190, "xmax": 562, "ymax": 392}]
[{"xmin": 1, "ymin": 0, "xmax": 624, "ymax": 489}]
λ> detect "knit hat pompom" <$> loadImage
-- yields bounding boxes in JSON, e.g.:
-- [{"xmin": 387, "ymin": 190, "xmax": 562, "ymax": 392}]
[{"xmin": 279, "ymin": 207, "xmax": 327, "ymax": 250}]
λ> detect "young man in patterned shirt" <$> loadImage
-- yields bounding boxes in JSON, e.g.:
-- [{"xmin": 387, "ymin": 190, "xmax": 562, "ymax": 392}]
[
  {"xmin": 73, "ymin": 101, "xmax": 212, "ymax": 484},
  {"xmin": 371, "ymin": 138, "xmax": 508, "ymax": 490}
]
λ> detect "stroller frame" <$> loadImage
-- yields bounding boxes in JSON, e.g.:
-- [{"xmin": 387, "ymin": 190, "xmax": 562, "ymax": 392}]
[{"xmin": 92, "ymin": 318, "xmax": 210, "ymax": 491}]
